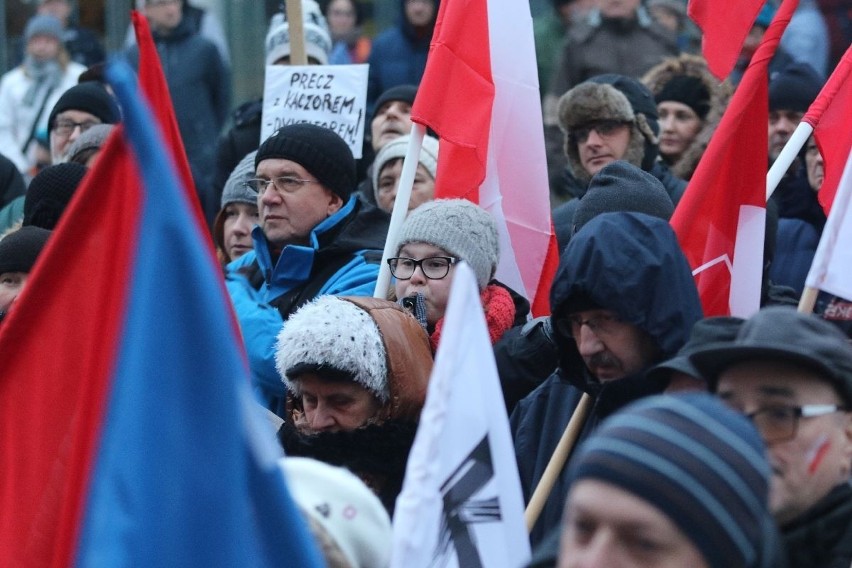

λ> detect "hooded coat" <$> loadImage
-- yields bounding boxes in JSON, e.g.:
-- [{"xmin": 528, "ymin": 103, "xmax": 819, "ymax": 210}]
[{"xmin": 510, "ymin": 212, "xmax": 702, "ymax": 546}]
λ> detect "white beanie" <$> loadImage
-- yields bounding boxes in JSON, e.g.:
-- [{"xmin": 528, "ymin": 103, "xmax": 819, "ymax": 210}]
[
  {"xmin": 265, "ymin": 0, "xmax": 332, "ymax": 66},
  {"xmin": 279, "ymin": 457, "xmax": 392, "ymax": 568},
  {"xmin": 274, "ymin": 296, "xmax": 389, "ymax": 402},
  {"xmin": 371, "ymin": 134, "xmax": 439, "ymax": 195}
]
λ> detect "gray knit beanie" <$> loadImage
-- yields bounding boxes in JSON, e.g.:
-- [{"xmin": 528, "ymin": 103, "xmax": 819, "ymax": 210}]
[
  {"xmin": 275, "ymin": 296, "xmax": 389, "ymax": 402},
  {"xmin": 65, "ymin": 124, "xmax": 114, "ymax": 164},
  {"xmin": 572, "ymin": 160, "xmax": 674, "ymax": 235},
  {"xmin": 396, "ymin": 199, "xmax": 499, "ymax": 290},
  {"xmin": 372, "ymin": 134, "xmax": 439, "ymax": 197},
  {"xmin": 25, "ymin": 14, "xmax": 63, "ymax": 43},
  {"xmin": 221, "ymin": 151, "xmax": 258, "ymax": 208}
]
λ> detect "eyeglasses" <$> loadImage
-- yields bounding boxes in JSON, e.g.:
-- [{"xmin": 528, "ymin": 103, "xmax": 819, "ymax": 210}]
[
  {"xmin": 245, "ymin": 176, "xmax": 320, "ymax": 194},
  {"xmin": 556, "ymin": 313, "xmax": 621, "ymax": 339},
  {"xmin": 387, "ymin": 256, "xmax": 457, "ymax": 280},
  {"xmin": 745, "ymin": 404, "xmax": 848, "ymax": 443},
  {"xmin": 568, "ymin": 120, "xmax": 631, "ymax": 145},
  {"xmin": 53, "ymin": 119, "xmax": 101, "ymax": 137}
]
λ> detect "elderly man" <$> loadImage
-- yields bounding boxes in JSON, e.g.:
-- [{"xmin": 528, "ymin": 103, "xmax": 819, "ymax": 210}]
[
  {"xmin": 47, "ymin": 82, "xmax": 121, "ymax": 165},
  {"xmin": 692, "ymin": 307, "xmax": 852, "ymax": 568},
  {"xmin": 226, "ymin": 123, "xmax": 387, "ymax": 416},
  {"xmin": 511, "ymin": 211, "xmax": 702, "ymax": 546}
]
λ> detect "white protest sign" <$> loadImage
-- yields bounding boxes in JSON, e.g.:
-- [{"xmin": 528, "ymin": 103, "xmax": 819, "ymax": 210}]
[{"xmin": 261, "ymin": 64, "xmax": 368, "ymax": 158}]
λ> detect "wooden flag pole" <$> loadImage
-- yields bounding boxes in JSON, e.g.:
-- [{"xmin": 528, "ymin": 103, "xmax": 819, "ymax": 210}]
[
  {"xmin": 285, "ymin": 0, "xmax": 307, "ymax": 65},
  {"xmin": 524, "ymin": 392, "xmax": 592, "ymax": 532}
]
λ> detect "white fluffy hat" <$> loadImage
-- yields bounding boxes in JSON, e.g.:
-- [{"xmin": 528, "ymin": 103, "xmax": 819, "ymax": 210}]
[
  {"xmin": 274, "ymin": 296, "xmax": 389, "ymax": 402},
  {"xmin": 265, "ymin": 0, "xmax": 332, "ymax": 66},
  {"xmin": 280, "ymin": 457, "xmax": 392, "ymax": 568}
]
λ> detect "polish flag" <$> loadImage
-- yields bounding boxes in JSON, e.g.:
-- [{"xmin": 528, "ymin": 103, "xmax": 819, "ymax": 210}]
[
  {"xmin": 804, "ymin": 45, "xmax": 852, "ymax": 215},
  {"xmin": 671, "ymin": 0, "xmax": 798, "ymax": 317},
  {"xmin": 688, "ymin": 0, "xmax": 768, "ymax": 80},
  {"xmin": 410, "ymin": 0, "xmax": 559, "ymax": 317}
]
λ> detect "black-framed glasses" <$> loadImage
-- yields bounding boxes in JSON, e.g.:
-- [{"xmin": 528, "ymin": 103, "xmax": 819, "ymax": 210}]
[
  {"xmin": 555, "ymin": 312, "xmax": 621, "ymax": 339},
  {"xmin": 568, "ymin": 120, "xmax": 631, "ymax": 145},
  {"xmin": 53, "ymin": 119, "xmax": 101, "ymax": 137},
  {"xmin": 387, "ymin": 256, "xmax": 457, "ymax": 280},
  {"xmin": 245, "ymin": 176, "xmax": 319, "ymax": 194},
  {"xmin": 746, "ymin": 404, "xmax": 847, "ymax": 444}
]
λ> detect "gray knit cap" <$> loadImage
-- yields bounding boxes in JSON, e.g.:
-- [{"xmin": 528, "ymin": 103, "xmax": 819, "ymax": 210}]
[
  {"xmin": 372, "ymin": 134, "xmax": 439, "ymax": 196},
  {"xmin": 221, "ymin": 151, "xmax": 258, "ymax": 208},
  {"xmin": 65, "ymin": 124, "xmax": 114, "ymax": 164},
  {"xmin": 25, "ymin": 14, "xmax": 63, "ymax": 43},
  {"xmin": 275, "ymin": 296, "xmax": 389, "ymax": 402},
  {"xmin": 396, "ymin": 199, "xmax": 499, "ymax": 290}
]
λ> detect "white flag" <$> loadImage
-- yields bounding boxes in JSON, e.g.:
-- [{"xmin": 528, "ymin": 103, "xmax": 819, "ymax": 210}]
[
  {"xmin": 390, "ymin": 263, "xmax": 531, "ymax": 568},
  {"xmin": 805, "ymin": 149, "xmax": 852, "ymax": 300}
]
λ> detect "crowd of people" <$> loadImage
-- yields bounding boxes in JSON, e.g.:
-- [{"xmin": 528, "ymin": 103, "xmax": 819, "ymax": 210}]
[{"xmin": 1, "ymin": 0, "xmax": 851, "ymax": 566}]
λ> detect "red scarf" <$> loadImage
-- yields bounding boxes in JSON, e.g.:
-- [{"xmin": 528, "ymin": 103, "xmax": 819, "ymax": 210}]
[{"xmin": 430, "ymin": 284, "xmax": 516, "ymax": 352}]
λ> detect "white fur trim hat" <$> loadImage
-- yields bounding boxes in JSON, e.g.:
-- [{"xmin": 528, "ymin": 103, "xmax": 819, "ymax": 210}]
[
  {"xmin": 279, "ymin": 457, "xmax": 392, "ymax": 568},
  {"xmin": 274, "ymin": 296, "xmax": 389, "ymax": 402},
  {"xmin": 265, "ymin": 0, "xmax": 332, "ymax": 66},
  {"xmin": 371, "ymin": 134, "xmax": 439, "ymax": 196},
  {"xmin": 395, "ymin": 199, "xmax": 499, "ymax": 290}
]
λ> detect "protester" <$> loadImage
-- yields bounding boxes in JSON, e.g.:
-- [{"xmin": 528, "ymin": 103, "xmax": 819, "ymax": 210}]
[
  {"xmin": 46, "ymin": 82, "xmax": 121, "ymax": 166},
  {"xmin": 730, "ymin": 2, "xmax": 796, "ymax": 85},
  {"xmin": 0, "ymin": 154, "xmax": 26, "ymax": 210},
  {"xmin": 372, "ymin": 134, "xmax": 438, "ymax": 214},
  {"xmin": 691, "ymin": 307, "xmax": 852, "ymax": 568},
  {"xmin": 226, "ymin": 123, "xmax": 387, "ymax": 415},
  {"xmin": 556, "ymin": 393, "xmax": 781, "ymax": 568},
  {"xmin": 32, "ymin": 0, "xmax": 105, "ymax": 68},
  {"xmin": 22, "ymin": 162, "xmax": 88, "ymax": 231},
  {"xmin": 391, "ymin": 199, "xmax": 523, "ymax": 352},
  {"xmin": 0, "ymin": 14, "xmax": 86, "ymax": 175},
  {"xmin": 0, "ymin": 225, "xmax": 52, "ymax": 325},
  {"xmin": 366, "ymin": 0, "xmax": 437, "ymax": 111},
  {"xmin": 280, "ymin": 457, "xmax": 392, "ymax": 568},
  {"xmin": 127, "ymin": 0, "xmax": 231, "ymax": 225},
  {"xmin": 642, "ymin": 54, "xmax": 733, "ymax": 180},
  {"xmin": 65, "ymin": 124, "xmax": 113, "ymax": 167},
  {"xmin": 212, "ymin": 151, "xmax": 259, "ymax": 267},
  {"xmin": 275, "ymin": 295, "xmax": 432, "ymax": 512},
  {"xmin": 323, "ymin": 0, "xmax": 372, "ymax": 65},
  {"xmin": 511, "ymin": 211, "xmax": 702, "ymax": 546},
  {"xmin": 533, "ymin": 0, "xmax": 597, "ymax": 100}
]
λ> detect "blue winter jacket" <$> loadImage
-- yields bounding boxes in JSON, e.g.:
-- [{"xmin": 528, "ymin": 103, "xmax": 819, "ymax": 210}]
[
  {"xmin": 510, "ymin": 212, "xmax": 702, "ymax": 547},
  {"xmin": 226, "ymin": 196, "xmax": 387, "ymax": 413}
]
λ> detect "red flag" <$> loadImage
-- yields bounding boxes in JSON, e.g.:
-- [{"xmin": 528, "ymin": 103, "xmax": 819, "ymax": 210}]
[
  {"xmin": 688, "ymin": 0, "xmax": 768, "ymax": 80},
  {"xmin": 410, "ymin": 0, "xmax": 558, "ymax": 316},
  {"xmin": 803, "ymin": 45, "xmax": 852, "ymax": 215},
  {"xmin": 672, "ymin": 0, "xmax": 798, "ymax": 317}
]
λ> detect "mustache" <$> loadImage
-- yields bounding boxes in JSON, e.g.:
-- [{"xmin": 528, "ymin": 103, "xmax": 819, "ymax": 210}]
[{"xmin": 586, "ymin": 351, "xmax": 621, "ymax": 370}]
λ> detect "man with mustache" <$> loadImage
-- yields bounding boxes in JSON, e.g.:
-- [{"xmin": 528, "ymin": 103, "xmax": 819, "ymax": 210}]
[
  {"xmin": 691, "ymin": 307, "xmax": 852, "ymax": 568},
  {"xmin": 511, "ymin": 211, "xmax": 702, "ymax": 547}
]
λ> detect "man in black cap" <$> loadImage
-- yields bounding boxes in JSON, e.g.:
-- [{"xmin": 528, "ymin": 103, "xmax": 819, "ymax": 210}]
[
  {"xmin": 0, "ymin": 225, "xmax": 52, "ymax": 324},
  {"xmin": 225, "ymin": 123, "xmax": 387, "ymax": 417},
  {"xmin": 47, "ymin": 82, "xmax": 120, "ymax": 166},
  {"xmin": 691, "ymin": 306, "xmax": 852, "ymax": 568}
]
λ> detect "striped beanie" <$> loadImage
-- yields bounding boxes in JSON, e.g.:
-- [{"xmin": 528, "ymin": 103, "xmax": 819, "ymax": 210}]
[{"xmin": 568, "ymin": 393, "xmax": 776, "ymax": 568}]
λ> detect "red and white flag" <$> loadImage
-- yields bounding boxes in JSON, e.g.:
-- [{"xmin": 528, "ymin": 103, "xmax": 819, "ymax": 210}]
[
  {"xmin": 803, "ymin": 45, "xmax": 852, "ymax": 215},
  {"xmin": 410, "ymin": 0, "xmax": 559, "ymax": 317},
  {"xmin": 806, "ymin": 149, "xmax": 852, "ymax": 301},
  {"xmin": 688, "ymin": 0, "xmax": 767, "ymax": 80},
  {"xmin": 671, "ymin": 0, "xmax": 798, "ymax": 317}
]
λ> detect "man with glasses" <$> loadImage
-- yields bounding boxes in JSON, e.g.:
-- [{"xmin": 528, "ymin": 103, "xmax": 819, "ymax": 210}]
[
  {"xmin": 511, "ymin": 211, "xmax": 702, "ymax": 548},
  {"xmin": 225, "ymin": 123, "xmax": 387, "ymax": 417},
  {"xmin": 691, "ymin": 307, "xmax": 852, "ymax": 568},
  {"xmin": 46, "ymin": 82, "xmax": 121, "ymax": 166}
]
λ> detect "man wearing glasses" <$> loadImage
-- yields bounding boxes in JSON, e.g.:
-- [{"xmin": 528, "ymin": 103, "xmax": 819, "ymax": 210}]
[
  {"xmin": 225, "ymin": 123, "xmax": 387, "ymax": 417},
  {"xmin": 47, "ymin": 82, "xmax": 121, "ymax": 166},
  {"xmin": 691, "ymin": 307, "xmax": 852, "ymax": 568}
]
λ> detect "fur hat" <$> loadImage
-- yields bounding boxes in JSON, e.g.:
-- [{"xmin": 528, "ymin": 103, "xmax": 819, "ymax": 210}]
[
  {"xmin": 23, "ymin": 162, "xmax": 88, "ymax": 230},
  {"xmin": 557, "ymin": 74, "xmax": 659, "ymax": 185},
  {"xmin": 24, "ymin": 14, "xmax": 63, "ymax": 43},
  {"xmin": 0, "ymin": 226, "xmax": 52, "ymax": 275},
  {"xmin": 65, "ymin": 124, "xmax": 114, "ymax": 164},
  {"xmin": 279, "ymin": 457, "xmax": 392, "ymax": 568},
  {"xmin": 47, "ymin": 83, "xmax": 121, "ymax": 133},
  {"xmin": 396, "ymin": 199, "xmax": 499, "ymax": 290},
  {"xmin": 256, "ymin": 123, "xmax": 355, "ymax": 201},
  {"xmin": 265, "ymin": 1, "xmax": 332, "ymax": 65},
  {"xmin": 275, "ymin": 295, "xmax": 389, "ymax": 402},
  {"xmin": 221, "ymin": 150, "xmax": 258, "ymax": 208},
  {"xmin": 372, "ymin": 134, "xmax": 439, "ymax": 196}
]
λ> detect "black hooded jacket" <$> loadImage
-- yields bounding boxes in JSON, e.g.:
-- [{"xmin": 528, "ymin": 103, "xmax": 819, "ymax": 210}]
[{"xmin": 510, "ymin": 212, "xmax": 702, "ymax": 546}]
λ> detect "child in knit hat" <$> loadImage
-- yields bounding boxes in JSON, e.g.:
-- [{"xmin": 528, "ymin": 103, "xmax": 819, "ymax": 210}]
[
  {"xmin": 372, "ymin": 134, "xmax": 439, "ymax": 214},
  {"xmin": 391, "ymin": 198, "xmax": 517, "ymax": 351},
  {"xmin": 212, "ymin": 151, "xmax": 258, "ymax": 267}
]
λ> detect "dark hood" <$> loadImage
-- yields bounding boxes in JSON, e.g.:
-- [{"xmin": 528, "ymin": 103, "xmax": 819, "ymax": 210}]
[{"xmin": 549, "ymin": 212, "xmax": 702, "ymax": 385}]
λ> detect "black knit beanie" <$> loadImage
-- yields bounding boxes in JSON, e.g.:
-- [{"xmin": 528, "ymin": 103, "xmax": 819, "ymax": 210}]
[
  {"xmin": 0, "ymin": 226, "xmax": 52, "ymax": 274},
  {"xmin": 23, "ymin": 163, "xmax": 88, "ymax": 230},
  {"xmin": 655, "ymin": 75, "xmax": 711, "ymax": 120},
  {"xmin": 768, "ymin": 62, "xmax": 823, "ymax": 113},
  {"xmin": 572, "ymin": 161, "xmax": 674, "ymax": 235},
  {"xmin": 47, "ymin": 83, "xmax": 122, "ymax": 133},
  {"xmin": 372, "ymin": 84, "xmax": 418, "ymax": 118},
  {"xmin": 255, "ymin": 123, "xmax": 355, "ymax": 201}
]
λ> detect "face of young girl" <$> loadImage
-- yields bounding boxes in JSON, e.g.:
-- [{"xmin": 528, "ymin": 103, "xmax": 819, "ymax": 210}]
[{"xmin": 394, "ymin": 242, "xmax": 456, "ymax": 327}]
